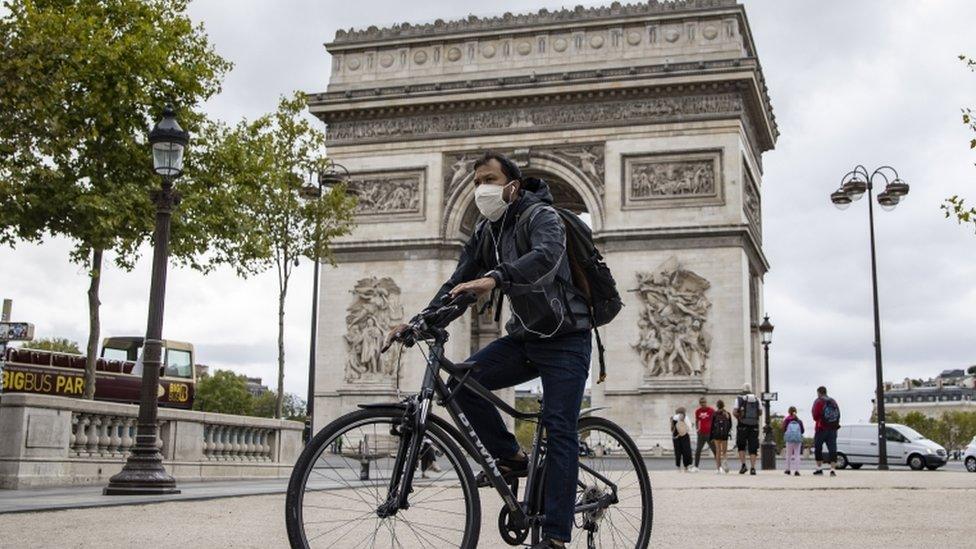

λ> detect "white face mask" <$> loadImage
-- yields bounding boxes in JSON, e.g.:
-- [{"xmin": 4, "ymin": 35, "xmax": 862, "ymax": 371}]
[{"xmin": 474, "ymin": 181, "xmax": 515, "ymax": 222}]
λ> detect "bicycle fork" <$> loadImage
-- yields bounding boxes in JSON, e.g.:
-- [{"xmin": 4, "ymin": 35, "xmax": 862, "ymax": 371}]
[{"xmin": 375, "ymin": 391, "xmax": 432, "ymax": 518}]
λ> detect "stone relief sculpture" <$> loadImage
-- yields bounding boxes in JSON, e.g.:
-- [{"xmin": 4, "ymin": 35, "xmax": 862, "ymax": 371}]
[
  {"xmin": 633, "ymin": 258, "xmax": 712, "ymax": 377},
  {"xmin": 348, "ymin": 170, "xmax": 424, "ymax": 217},
  {"xmin": 344, "ymin": 277, "xmax": 404, "ymax": 383},
  {"xmin": 328, "ymin": 93, "xmax": 742, "ymax": 143},
  {"xmin": 743, "ymin": 168, "xmax": 761, "ymax": 239},
  {"xmin": 631, "ymin": 159, "xmax": 715, "ymax": 199}
]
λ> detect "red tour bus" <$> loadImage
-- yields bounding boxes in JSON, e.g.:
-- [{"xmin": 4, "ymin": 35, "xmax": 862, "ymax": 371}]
[{"xmin": 1, "ymin": 336, "xmax": 196, "ymax": 409}]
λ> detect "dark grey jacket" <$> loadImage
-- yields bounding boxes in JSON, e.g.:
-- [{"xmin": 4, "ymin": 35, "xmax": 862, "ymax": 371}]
[{"xmin": 426, "ymin": 178, "xmax": 591, "ymax": 340}]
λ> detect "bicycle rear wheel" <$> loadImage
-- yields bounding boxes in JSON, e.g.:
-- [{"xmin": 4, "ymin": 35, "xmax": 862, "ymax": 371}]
[
  {"xmin": 285, "ymin": 407, "xmax": 481, "ymax": 548},
  {"xmin": 573, "ymin": 416, "xmax": 653, "ymax": 548}
]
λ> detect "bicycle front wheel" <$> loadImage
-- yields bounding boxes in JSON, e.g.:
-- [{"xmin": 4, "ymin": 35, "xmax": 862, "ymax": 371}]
[
  {"xmin": 573, "ymin": 416, "xmax": 653, "ymax": 548},
  {"xmin": 285, "ymin": 407, "xmax": 481, "ymax": 548}
]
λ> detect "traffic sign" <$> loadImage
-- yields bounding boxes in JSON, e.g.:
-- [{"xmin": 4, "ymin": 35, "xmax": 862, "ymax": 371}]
[
  {"xmin": 0, "ymin": 322, "xmax": 34, "ymax": 341},
  {"xmin": 762, "ymin": 391, "xmax": 778, "ymax": 402}
]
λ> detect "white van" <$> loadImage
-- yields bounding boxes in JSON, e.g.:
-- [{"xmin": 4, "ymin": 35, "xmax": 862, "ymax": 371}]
[
  {"xmin": 964, "ymin": 436, "xmax": 976, "ymax": 473},
  {"xmin": 835, "ymin": 423, "xmax": 947, "ymax": 471}
]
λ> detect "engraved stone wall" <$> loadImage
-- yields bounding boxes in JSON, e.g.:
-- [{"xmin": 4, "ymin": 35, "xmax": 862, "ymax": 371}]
[
  {"xmin": 344, "ymin": 277, "xmax": 404, "ymax": 384},
  {"xmin": 346, "ymin": 169, "xmax": 425, "ymax": 221},
  {"xmin": 743, "ymin": 163, "xmax": 761, "ymax": 242},
  {"xmin": 622, "ymin": 150, "xmax": 722, "ymax": 209},
  {"xmin": 633, "ymin": 257, "xmax": 712, "ymax": 378},
  {"xmin": 327, "ymin": 93, "xmax": 742, "ymax": 144}
]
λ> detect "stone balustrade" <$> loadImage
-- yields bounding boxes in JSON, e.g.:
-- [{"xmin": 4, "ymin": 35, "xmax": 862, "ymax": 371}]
[{"xmin": 0, "ymin": 393, "xmax": 304, "ymax": 489}]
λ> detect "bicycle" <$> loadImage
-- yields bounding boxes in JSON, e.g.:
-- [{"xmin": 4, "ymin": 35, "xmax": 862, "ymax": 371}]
[{"xmin": 285, "ymin": 292, "xmax": 653, "ymax": 548}]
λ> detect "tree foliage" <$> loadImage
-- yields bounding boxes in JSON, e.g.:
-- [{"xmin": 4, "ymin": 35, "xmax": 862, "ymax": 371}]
[
  {"xmin": 208, "ymin": 92, "xmax": 356, "ymax": 418},
  {"xmin": 0, "ymin": 0, "xmax": 233, "ymax": 399},
  {"xmin": 942, "ymin": 54, "xmax": 976, "ymax": 231},
  {"xmin": 20, "ymin": 337, "xmax": 82, "ymax": 354},
  {"xmin": 193, "ymin": 369, "xmax": 252, "ymax": 416},
  {"xmin": 193, "ymin": 368, "xmax": 306, "ymax": 420}
]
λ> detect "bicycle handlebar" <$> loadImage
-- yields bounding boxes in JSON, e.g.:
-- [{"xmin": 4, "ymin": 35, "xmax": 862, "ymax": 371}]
[{"xmin": 381, "ymin": 291, "xmax": 479, "ymax": 353}]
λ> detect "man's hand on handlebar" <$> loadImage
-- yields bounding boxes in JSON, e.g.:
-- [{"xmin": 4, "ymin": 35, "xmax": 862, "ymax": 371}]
[
  {"xmin": 382, "ymin": 291, "xmax": 481, "ymax": 352},
  {"xmin": 448, "ymin": 276, "xmax": 496, "ymax": 298}
]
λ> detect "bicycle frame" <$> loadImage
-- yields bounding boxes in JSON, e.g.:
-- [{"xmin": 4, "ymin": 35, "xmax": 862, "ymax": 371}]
[{"xmin": 378, "ymin": 326, "xmax": 619, "ymax": 531}]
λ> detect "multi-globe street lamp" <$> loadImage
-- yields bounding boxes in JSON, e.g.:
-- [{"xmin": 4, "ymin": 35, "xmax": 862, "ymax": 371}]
[
  {"xmin": 758, "ymin": 315, "xmax": 775, "ymax": 470},
  {"xmin": 830, "ymin": 165, "xmax": 910, "ymax": 471},
  {"xmin": 299, "ymin": 161, "xmax": 351, "ymax": 443},
  {"xmin": 104, "ymin": 105, "xmax": 189, "ymax": 495}
]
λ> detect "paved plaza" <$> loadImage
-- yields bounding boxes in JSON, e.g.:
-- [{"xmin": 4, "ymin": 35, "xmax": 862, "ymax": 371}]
[{"xmin": 0, "ymin": 469, "xmax": 972, "ymax": 548}]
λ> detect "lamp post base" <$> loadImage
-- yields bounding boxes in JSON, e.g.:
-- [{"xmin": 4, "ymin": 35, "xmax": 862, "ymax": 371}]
[
  {"xmin": 760, "ymin": 427, "xmax": 777, "ymax": 470},
  {"xmin": 103, "ymin": 447, "xmax": 180, "ymax": 496}
]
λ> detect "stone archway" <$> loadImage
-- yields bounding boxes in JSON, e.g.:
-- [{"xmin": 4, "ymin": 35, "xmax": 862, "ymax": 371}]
[{"xmin": 443, "ymin": 146, "xmax": 605, "ymax": 240}]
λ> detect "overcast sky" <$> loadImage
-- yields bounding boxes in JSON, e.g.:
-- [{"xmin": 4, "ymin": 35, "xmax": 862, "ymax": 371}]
[{"xmin": 2, "ymin": 1, "xmax": 975, "ymax": 428}]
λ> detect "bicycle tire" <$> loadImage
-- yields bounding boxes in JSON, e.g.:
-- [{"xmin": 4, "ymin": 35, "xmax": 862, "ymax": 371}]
[
  {"xmin": 285, "ymin": 407, "xmax": 481, "ymax": 548},
  {"xmin": 573, "ymin": 416, "xmax": 653, "ymax": 548}
]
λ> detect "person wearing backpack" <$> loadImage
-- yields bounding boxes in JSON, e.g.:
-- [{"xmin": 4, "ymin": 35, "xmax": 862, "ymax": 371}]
[
  {"xmin": 733, "ymin": 383, "xmax": 762, "ymax": 475},
  {"xmin": 710, "ymin": 399, "xmax": 733, "ymax": 473},
  {"xmin": 387, "ymin": 152, "xmax": 621, "ymax": 549},
  {"xmin": 671, "ymin": 407, "xmax": 693, "ymax": 471},
  {"xmin": 811, "ymin": 386, "xmax": 841, "ymax": 477},
  {"xmin": 782, "ymin": 406, "xmax": 805, "ymax": 476}
]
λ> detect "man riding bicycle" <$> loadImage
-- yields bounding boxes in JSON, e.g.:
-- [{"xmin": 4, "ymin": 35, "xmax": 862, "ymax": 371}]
[{"xmin": 388, "ymin": 152, "xmax": 592, "ymax": 548}]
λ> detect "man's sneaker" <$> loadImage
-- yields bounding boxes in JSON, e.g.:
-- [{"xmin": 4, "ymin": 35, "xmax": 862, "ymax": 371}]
[
  {"xmin": 794, "ymin": 471, "xmax": 801, "ymax": 476},
  {"xmin": 688, "ymin": 466, "xmax": 699, "ymax": 472},
  {"xmin": 784, "ymin": 470, "xmax": 791, "ymax": 475},
  {"xmin": 428, "ymin": 462, "xmax": 442, "ymax": 473},
  {"xmin": 813, "ymin": 469, "xmax": 824, "ymax": 476},
  {"xmin": 716, "ymin": 468, "xmax": 723, "ymax": 474},
  {"xmin": 749, "ymin": 468, "xmax": 756, "ymax": 476},
  {"xmin": 739, "ymin": 464, "xmax": 748, "ymax": 475},
  {"xmin": 830, "ymin": 470, "xmax": 836, "ymax": 477}
]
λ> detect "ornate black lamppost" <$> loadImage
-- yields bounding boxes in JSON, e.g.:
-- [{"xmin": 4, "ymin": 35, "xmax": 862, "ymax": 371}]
[
  {"xmin": 759, "ymin": 315, "xmax": 775, "ymax": 470},
  {"xmin": 104, "ymin": 106, "xmax": 188, "ymax": 495},
  {"xmin": 299, "ymin": 161, "xmax": 350, "ymax": 443},
  {"xmin": 830, "ymin": 165, "xmax": 910, "ymax": 470}
]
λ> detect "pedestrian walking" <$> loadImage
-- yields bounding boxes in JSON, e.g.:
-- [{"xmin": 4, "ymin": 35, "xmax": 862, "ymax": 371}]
[
  {"xmin": 733, "ymin": 383, "xmax": 762, "ymax": 475},
  {"xmin": 710, "ymin": 400, "xmax": 733, "ymax": 473},
  {"xmin": 671, "ymin": 407, "xmax": 693, "ymax": 471},
  {"xmin": 692, "ymin": 396, "xmax": 716, "ymax": 472},
  {"xmin": 812, "ymin": 386, "xmax": 840, "ymax": 476},
  {"xmin": 782, "ymin": 406, "xmax": 805, "ymax": 476}
]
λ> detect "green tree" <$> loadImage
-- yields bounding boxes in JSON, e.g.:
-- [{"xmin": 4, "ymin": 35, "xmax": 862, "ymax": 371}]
[
  {"xmin": 193, "ymin": 369, "xmax": 252, "ymax": 416},
  {"xmin": 250, "ymin": 390, "xmax": 277, "ymax": 418},
  {"xmin": 943, "ymin": 54, "xmax": 976, "ymax": 230},
  {"xmin": 21, "ymin": 337, "xmax": 82, "ymax": 354},
  {"xmin": 0, "ymin": 0, "xmax": 233, "ymax": 399},
  {"xmin": 215, "ymin": 93, "xmax": 356, "ymax": 418}
]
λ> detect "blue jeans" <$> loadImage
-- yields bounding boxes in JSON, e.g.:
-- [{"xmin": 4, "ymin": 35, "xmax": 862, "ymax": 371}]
[{"xmin": 451, "ymin": 330, "xmax": 592, "ymax": 543}]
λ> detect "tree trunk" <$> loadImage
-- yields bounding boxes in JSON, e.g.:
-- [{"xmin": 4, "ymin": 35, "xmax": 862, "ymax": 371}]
[
  {"xmin": 83, "ymin": 248, "xmax": 103, "ymax": 400},
  {"xmin": 276, "ymin": 287, "xmax": 286, "ymax": 419}
]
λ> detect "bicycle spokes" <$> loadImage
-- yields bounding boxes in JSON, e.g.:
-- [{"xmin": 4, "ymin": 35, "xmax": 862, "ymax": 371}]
[{"xmin": 297, "ymin": 416, "xmax": 474, "ymax": 548}]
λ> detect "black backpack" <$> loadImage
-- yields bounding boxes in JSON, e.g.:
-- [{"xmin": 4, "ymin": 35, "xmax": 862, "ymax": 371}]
[
  {"xmin": 480, "ymin": 201, "xmax": 623, "ymax": 383},
  {"xmin": 711, "ymin": 410, "xmax": 731, "ymax": 438}
]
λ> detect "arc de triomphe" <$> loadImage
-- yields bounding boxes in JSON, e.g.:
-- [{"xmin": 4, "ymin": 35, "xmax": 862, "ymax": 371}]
[{"xmin": 307, "ymin": 0, "xmax": 777, "ymax": 449}]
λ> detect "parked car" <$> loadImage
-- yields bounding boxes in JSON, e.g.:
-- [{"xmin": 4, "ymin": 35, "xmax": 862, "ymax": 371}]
[
  {"xmin": 965, "ymin": 436, "xmax": 976, "ymax": 473},
  {"xmin": 835, "ymin": 423, "xmax": 947, "ymax": 471}
]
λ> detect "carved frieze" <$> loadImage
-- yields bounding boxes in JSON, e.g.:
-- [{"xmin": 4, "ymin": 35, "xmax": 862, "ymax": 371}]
[
  {"xmin": 346, "ymin": 168, "xmax": 425, "ymax": 221},
  {"xmin": 742, "ymin": 164, "xmax": 761, "ymax": 242},
  {"xmin": 327, "ymin": 93, "xmax": 743, "ymax": 145},
  {"xmin": 633, "ymin": 258, "xmax": 712, "ymax": 378},
  {"xmin": 622, "ymin": 150, "xmax": 723, "ymax": 209},
  {"xmin": 344, "ymin": 277, "xmax": 404, "ymax": 384}
]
